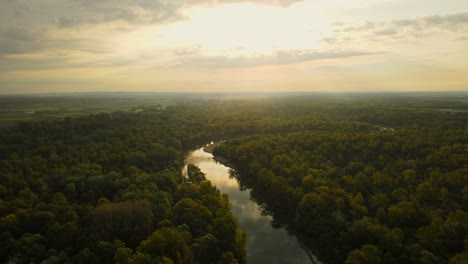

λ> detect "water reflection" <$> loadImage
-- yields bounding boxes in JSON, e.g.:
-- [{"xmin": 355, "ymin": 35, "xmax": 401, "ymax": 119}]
[{"xmin": 185, "ymin": 147, "xmax": 312, "ymax": 264}]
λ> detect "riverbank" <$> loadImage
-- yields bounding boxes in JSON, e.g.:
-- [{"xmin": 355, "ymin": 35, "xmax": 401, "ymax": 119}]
[
  {"xmin": 203, "ymin": 142, "xmax": 237, "ymax": 169},
  {"xmin": 185, "ymin": 146, "xmax": 314, "ymax": 264},
  {"xmin": 202, "ymin": 142, "xmax": 321, "ymax": 264},
  {"xmin": 202, "ymin": 141, "xmax": 220, "ymax": 153}
]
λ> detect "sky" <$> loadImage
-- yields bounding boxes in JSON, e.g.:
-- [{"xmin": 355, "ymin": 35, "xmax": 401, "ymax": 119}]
[{"xmin": 0, "ymin": 0, "xmax": 468, "ymax": 93}]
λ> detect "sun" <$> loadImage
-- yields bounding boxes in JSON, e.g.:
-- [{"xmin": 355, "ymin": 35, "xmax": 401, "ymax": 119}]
[
  {"xmin": 111, "ymin": 2, "xmax": 333, "ymax": 61},
  {"xmin": 158, "ymin": 3, "xmax": 330, "ymax": 56}
]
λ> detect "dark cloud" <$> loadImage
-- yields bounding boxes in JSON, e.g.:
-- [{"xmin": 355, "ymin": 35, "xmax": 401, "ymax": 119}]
[
  {"xmin": 423, "ymin": 12, "xmax": 468, "ymax": 30},
  {"xmin": 0, "ymin": 26, "xmax": 44, "ymax": 54},
  {"xmin": 0, "ymin": 0, "xmax": 303, "ymax": 55},
  {"xmin": 56, "ymin": 17, "xmax": 79, "ymax": 28},
  {"xmin": 49, "ymin": 0, "xmax": 302, "ymax": 28},
  {"xmin": 58, "ymin": 0, "xmax": 185, "ymax": 27}
]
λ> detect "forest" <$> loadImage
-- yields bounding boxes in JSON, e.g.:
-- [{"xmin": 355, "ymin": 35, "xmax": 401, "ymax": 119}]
[
  {"xmin": 0, "ymin": 93, "xmax": 467, "ymax": 263},
  {"xmin": 213, "ymin": 95, "xmax": 468, "ymax": 263},
  {"xmin": 0, "ymin": 99, "xmax": 248, "ymax": 264}
]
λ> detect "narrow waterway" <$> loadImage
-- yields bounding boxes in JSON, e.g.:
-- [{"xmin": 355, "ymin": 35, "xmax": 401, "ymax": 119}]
[{"xmin": 184, "ymin": 146, "xmax": 314, "ymax": 264}]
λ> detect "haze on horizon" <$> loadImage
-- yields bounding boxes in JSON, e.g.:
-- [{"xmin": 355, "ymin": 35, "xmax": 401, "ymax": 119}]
[{"xmin": 1, "ymin": 0, "xmax": 468, "ymax": 94}]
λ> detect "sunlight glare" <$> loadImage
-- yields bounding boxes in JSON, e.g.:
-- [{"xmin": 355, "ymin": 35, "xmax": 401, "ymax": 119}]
[{"xmin": 159, "ymin": 3, "xmax": 330, "ymax": 56}]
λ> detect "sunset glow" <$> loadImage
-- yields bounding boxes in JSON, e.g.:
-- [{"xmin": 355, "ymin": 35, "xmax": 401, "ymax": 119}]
[{"xmin": 0, "ymin": 0, "xmax": 467, "ymax": 93}]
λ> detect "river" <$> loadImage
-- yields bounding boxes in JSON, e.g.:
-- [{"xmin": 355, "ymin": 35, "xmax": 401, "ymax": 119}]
[{"xmin": 184, "ymin": 145, "xmax": 315, "ymax": 264}]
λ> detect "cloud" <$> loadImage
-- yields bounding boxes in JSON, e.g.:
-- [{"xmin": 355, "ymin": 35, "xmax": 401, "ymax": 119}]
[
  {"xmin": 328, "ymin": 12, "xmax": 468, "ymax": 46},
  {"xmin": 173, "ymin": 45, "xmax": 203, "ymax": 56},
  {"xmin": 391, "ymin": 12, "xmax": 468, "ymax": 32},
  {"xmin": 334, "ymin": 12, "xmax": 468, "ymax": 35},
  {"xmin": 53, "ymin": 0, "xmax": 303, "ymax": 28},
  {"xmin": 51, "ymin": 1, "xmax": 183, "ymax": 28},
  {"xmin": 204, "ymin": 0, "xmax": 302, "ymax": 6},
  {"xmin": 22, "ymin": 0, "xmax": 302, "ymax": 29},
  {"xmin": 338, "ymin": 21, "xmax": 376, "ymax": 32},
  {"xmin": 423, "ymin": 12, "xmax": 468, "ymax": 28},
  {"xmin": 175, "ymin": 49, "xmax": 379, "ymax": 68},
  {"xmin": 0, "ymin": 0, "xmax": 303, "ymax": 57},
  {"xmin": 0, "ymin": 26, "xmax": 44, "ymax": 54},
  {"xmin": 374, "ymin": 28, "xmax": 397, "ymax": 36}
]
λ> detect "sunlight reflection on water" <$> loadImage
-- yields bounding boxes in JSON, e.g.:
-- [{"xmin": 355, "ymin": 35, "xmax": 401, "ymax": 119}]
[{"xmin": 185, "ymin": 146, "xmax": 313, "ymax": 264}]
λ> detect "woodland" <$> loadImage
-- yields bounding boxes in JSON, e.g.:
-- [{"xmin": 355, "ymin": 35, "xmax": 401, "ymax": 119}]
[{"xmin": 0, "ymin": 93, "xmax": 467, "ymax": 263}]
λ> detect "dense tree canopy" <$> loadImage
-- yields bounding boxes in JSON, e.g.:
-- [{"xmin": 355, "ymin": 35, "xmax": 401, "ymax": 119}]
[
  {"xmin": 213, "ymin": 106, "xmax": 468, "ymax": 263},
  {"xmin": 0, "ymin": 102, "xmax": 252, "ymax": 263},
  {"xmin": 0, "ymin": 94, "xmax": 466, "ymax": 263}
]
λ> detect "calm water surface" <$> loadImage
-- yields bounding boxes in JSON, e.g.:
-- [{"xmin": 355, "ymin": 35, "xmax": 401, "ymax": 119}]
[{"xmin": 184, "ymin": 147, "xmax": 314, "ymax": 264}]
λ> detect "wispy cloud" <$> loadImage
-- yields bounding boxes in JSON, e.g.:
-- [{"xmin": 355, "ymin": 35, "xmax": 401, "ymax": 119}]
[
  {"xmin": 175, "ymin": 49, "xmax": 380, "ymax": 68},
  {"xmin": 333, "ymin": 12, "xmax": 468, "ymax": 36},
  {"xmin": 203, "ymin": 0, "xmax": 302, "ymax": 6},
  {"xmin": 322, "ymin": 12, "xmax": 468, "ymax": 50}
]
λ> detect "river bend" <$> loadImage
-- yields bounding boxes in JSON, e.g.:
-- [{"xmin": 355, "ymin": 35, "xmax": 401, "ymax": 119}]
[{"xmin": 184, "ymin": 146, "xmax": 312, "ymax": 263}]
